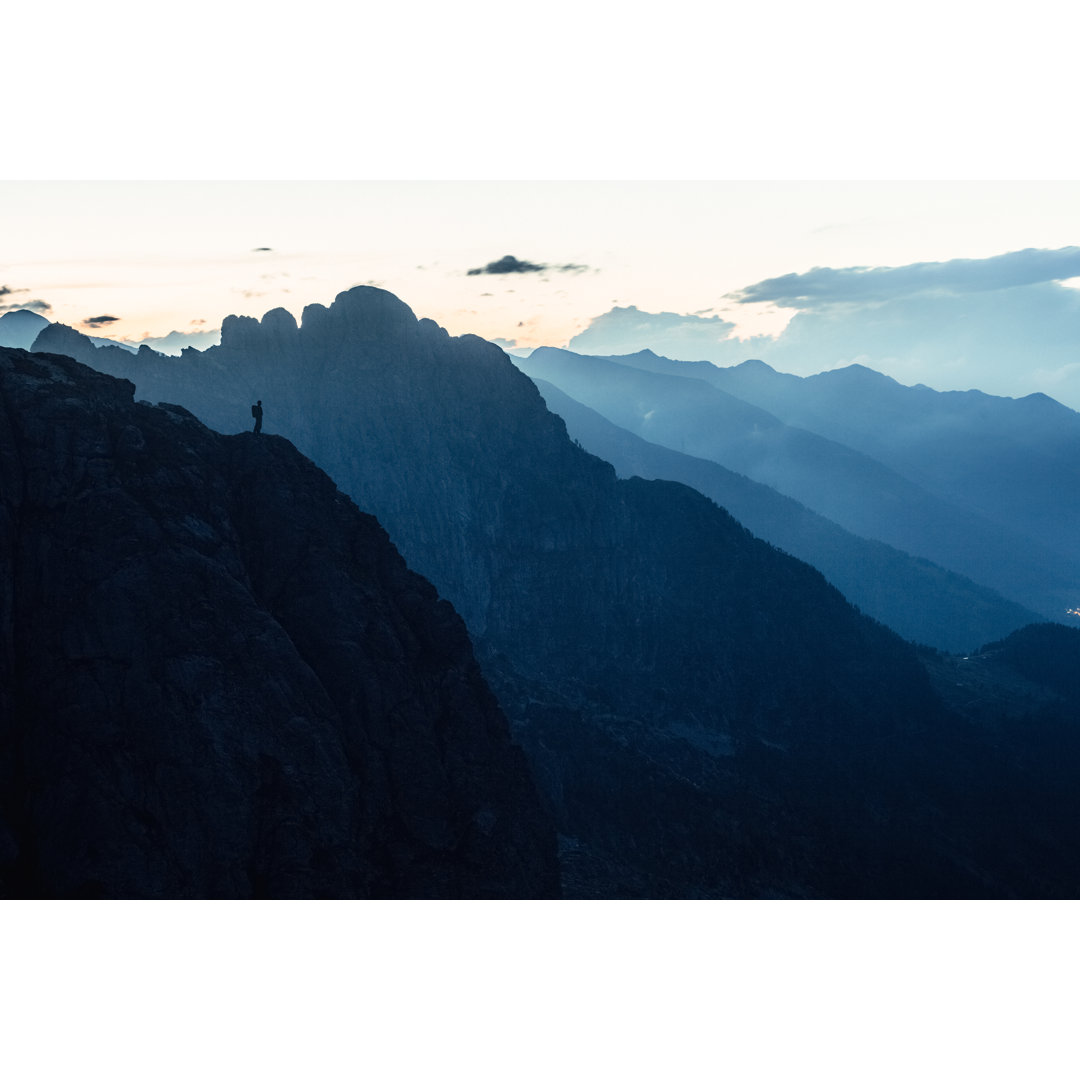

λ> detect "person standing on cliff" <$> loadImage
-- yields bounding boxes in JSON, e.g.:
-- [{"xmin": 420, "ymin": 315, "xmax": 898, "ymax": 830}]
[{"xmin": 251, "ymin": 400, "xmax": 263, "ymax": 434}]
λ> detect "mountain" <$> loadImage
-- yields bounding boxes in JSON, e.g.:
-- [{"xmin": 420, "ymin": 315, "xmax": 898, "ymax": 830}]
[
  {"xmin": 924, "ymin": 623, "xmax": 1080, "ymax": 724},
  {"xmin": 515, "ymin": 347, "xmax": 1080, "ymax": 618},
  {"xmin": 0, "ymin": 345, "xmax": 558, "ymax": 899},
  {"xmin": 604, "ymin": 352, "xmax": 1080, "ymax": 571},
  {"xmin": 531, "ymin": 377, "xmax": 1040, "ymax": 653},
  {"xmin": 0, "ymin": 309, "xmax": 139, "ymax": 353},
  {"xmin": 34, "ymin": 288, "xmax": 1080, "ymax": 898},
  {"xmin": 133, "ymin": 329, "xmax": 221, "ymax": 354},
  {"xmin": 86, "ymin": 334, "xmax": 139, "ymax": 353},
  {"xmin": 0, "ymin": 308, "xmax": 49, "ymax": 349},
  {"xmin": 704, "ymin": 358, "xmax": 1080, "ymax": 570}
]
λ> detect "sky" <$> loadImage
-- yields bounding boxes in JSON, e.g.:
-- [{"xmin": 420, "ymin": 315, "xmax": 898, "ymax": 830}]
[
  {"xmin": 6, "ymin": 1, "xmax": 1080, "ymax": 404},
  {"xmin": 5, "ymin": 180, "xmax": 1080, "ymax": 405}
]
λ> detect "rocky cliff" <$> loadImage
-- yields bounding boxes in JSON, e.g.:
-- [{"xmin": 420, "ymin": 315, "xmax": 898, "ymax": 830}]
[
  {"xmin": 0, "ymin": 345, "xmax": 559, "ymax": 898},
  {"xmin": 35, "ymin": 290, "xmax": 1080, "ymax": 898}
]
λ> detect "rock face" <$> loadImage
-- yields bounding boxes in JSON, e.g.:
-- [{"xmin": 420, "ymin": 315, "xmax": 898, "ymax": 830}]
[
  {"xmin": 36, "ymin": 289, "xmax": 1080, "ymax": 898},
  {"xmin": 0, "ymin": 346, "xmax": 559, "ymax": 899}
]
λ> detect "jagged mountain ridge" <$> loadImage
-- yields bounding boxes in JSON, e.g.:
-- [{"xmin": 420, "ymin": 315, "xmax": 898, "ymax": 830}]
[
  {"xmin": 0, "ymin": 345, "xmax": 558, "ymax": 899},
  {"xmin": 531, "ymin": 377, "xmax": 1040, "ymax": 653},
  {"xmin": 515, "ymin": 346, "xmax": 1080, "ymax": 618},
  {"xmin": 34, "ymin": 287, "xmax": 1080, "ymax": 898}
]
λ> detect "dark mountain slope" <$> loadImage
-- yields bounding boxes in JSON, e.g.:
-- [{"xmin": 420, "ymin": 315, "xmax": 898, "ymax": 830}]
[
  {"xmin": 515, "ymin": 347, "xmax": 1078, "ymax": 617},
  {"xmin": 0, "ymin": 346, "xmax": 557, "ymax": 899},
  {"xmin": 36, "ymin": 289, "xmax": 1080, "ymax": 897},
  {"xmin": 917, "ymin": 624, "xmax": 1080, "ymax": 892},
  {"xmin": 532, "ymin": 378, "xmax": 1040, "ymax": 652}
]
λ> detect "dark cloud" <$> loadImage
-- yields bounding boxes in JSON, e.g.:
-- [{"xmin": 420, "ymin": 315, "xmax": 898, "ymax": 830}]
[
  {"xmin": 0, "ymin": 299, "xmax": 52, "ymax": 314},
  {"xmin": 467, "ymin": 255, "xmax": 590, "ymax": 277},
  {"xmin": 731, "ymin": 246, "xmax": 1080, "ymax": 309},
  {"xmin": 82, "ymin": 314, "xmax": 120, "ymax": 327},
  {"xmin": 252, "ymin": 247, "xmax": 273, "ymax": 252},
  {"xmin": 468, "ymin": 255, "xmax": 546, "ymax": 276},
  {"xmin": 0, "ymin": 285, "xmax": 29, "ymax": 298}
]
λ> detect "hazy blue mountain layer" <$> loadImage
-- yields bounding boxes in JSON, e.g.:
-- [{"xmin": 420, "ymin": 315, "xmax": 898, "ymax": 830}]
[
  {"xmin": 0, "ymin": 346, "xmax": 558, "ymax": 899},
  {"xmin": 604, "ymin": 351, "xmax": 1080, "ymax": 575},
  {"xmin": 0, "ymin": 308, "xmax": 49, "ymax": 350},
  {"xmin": 515, "ymin": 347, "xmax": 1080, "ymax": 618},
  {"xmin": 532, "ymin": 378, "xmax": 1040, "ymax": 653},
  {"xmin": 30, "ymin": 289, "xmax": 1080, "ymax": 897}
]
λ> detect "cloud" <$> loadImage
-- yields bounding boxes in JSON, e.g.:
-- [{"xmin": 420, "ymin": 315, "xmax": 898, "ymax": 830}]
[
  {"xmin": 82, "ymin": 314, "xmax": 120, "ymax": 328},
  {"xmin": 0, "ymin": 298, "xmax": 52, "ymax": 314},
  {"xmin": 0, "ymin": 285, "xmax": 29, "ymax": 298},
  {"xmin": 759, "ymin": 279, "xmax": 1080, "ymax": 396},
  {"xmin": 569, "ymin": 305, "xmax": 774, "ymax": 363},
  {"xmin": 252, "ymin": 247, "xmax": 272, "ymax": 252},
  {"xmin": 467, "ymin": 254, "xmax": 591, "ymax": 277},
  {"xmin": 731, "ymin": 246, "xmax": 1080, "ymax": 309},
  {"xmin": 572, "ymin": 259, "xmax": 1080, "ymax": 409},
  {"xmin": 468, "ymin": 255, "xmax": 546, "ymax": 276}
]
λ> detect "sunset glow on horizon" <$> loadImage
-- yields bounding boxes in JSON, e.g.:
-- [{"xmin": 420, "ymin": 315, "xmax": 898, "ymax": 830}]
[{"xmin": 6, "ymin": 180, "xmax": 1080, "ymax": 360}]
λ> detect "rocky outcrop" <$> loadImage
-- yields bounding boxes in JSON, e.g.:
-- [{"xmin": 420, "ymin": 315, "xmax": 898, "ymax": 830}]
[{"xmin": 0, "ymin": 346, "xmax": 559, "ymax": 899}]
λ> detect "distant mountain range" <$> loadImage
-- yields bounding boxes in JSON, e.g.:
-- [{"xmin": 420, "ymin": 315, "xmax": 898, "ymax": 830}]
[
  {"xmin": 0, "ymin": 307, "xmax": 138, "ymax": 354},
  {"xmin": 22, "ymin": 289, "xmax": 1080, "ymax": 898},
  {"xmin": 601, "ymin": 350, "xmax": 1080, "ymax": 572},
  {"xmin": 531, "ymin": 378, "xmax": 1039, "ymax": 653},
  {"xmin": 514, "ymin": 347, "xmax": 1080, "ymax": 622}
]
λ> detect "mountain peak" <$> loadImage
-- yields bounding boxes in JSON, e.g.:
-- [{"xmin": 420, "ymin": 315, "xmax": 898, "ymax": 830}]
[
  {"xmin": 330, "ymin": 285, "xmax": 417, "ymax": 326},
  {"xmin": 822, "ymin": 362, "xmax": 893, "ymax": 382},
  {"xmin": 0, "ymin": 307, "xmax": 48, "ymax": 324},
  {"xmin": 732, "ymin": 357, "xmax": 777, "ymax": 373},
  {"xmin": 260, "ymin": 307, "xmax": 298, "ymax": 334},
  {"xmin": 0, "ymin": 308, "xmax": 51, "ymax": 350}
]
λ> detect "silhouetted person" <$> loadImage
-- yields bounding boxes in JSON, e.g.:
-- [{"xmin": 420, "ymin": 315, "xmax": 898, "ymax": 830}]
[{"xmin": 251, "ymin": 400, "xmax": 263, "ymax": 434}]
